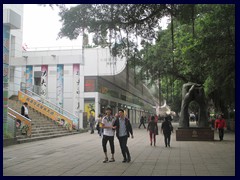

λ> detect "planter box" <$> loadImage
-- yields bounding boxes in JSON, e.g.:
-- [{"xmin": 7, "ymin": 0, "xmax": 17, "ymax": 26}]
[
  {"xmin": 176, "ymin": 127, "xmax": 214, "ymax": 141},
  {"xmin": 228, "ymin": 120, "xmax": 235, "ymax": 131},
  {"xmin": 3, "ymin": 138, "xmax": 17, "ymax": 147}
]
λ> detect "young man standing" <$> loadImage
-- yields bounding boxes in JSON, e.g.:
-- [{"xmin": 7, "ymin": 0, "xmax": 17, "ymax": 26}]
[{"xmin": 113, "ymin": 109, "xmax": 134, "ymax": 163}]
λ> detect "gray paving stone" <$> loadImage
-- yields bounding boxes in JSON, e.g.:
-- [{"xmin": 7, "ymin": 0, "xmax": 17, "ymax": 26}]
[{"xmin": 3, "ymin": 123, "xmax": 235, "ymax": 176}]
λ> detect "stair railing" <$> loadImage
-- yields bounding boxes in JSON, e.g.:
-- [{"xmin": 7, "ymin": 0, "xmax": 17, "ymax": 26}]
[
  {"xmin": 18, "ymin": 90, "xmax": 78, "ymax": 130},
  {"xmin": 20, "ymin": 82, "xmax": 79, "ymax": 129},
  {"xmin": 6, "ymin": 113, "xmax": 17, "ymax": 139},
  {"xmin": 8, "ymin": 107, "xmax": 32, "ymax": 137}
]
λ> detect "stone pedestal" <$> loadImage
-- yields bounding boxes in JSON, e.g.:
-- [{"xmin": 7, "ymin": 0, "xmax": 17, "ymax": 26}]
[{"xmin": 176, "ymin": 127, "xmax": 214, "ymax": 141}]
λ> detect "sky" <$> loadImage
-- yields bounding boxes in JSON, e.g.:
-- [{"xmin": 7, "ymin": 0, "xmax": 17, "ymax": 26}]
[
  {"xmin": 23, "ymin": 4, "xmax": 81, "ymax": 49},
  {"xmin": 23, "ymin": 4, "xmax": 169, "ymax": 49}
]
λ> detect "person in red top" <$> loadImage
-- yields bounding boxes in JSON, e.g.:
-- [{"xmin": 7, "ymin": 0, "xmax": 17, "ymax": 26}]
[
  {"xmin": 215, "ymin": 114, "xmax": 227, "ymax": 141},
  {"xmin": 147, "ymin": 116, "xmax": 158, "ymax": 146}
]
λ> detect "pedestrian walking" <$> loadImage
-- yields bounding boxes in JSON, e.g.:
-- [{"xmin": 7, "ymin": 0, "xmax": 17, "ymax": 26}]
[
  {"xmin": 88, "ymin": 111, "xmax": 95, "ymax": 134},
  {"xmin": 138, "ymin": 116, "xmax": 146, "ymax": 129},
  {"xmin": 161, "ymin": 114, "xmax": 173, "ymax": 147},
  {"xmin": 96, "ymin": 114, "xmax": 103, "ymax": 137},
  {"xmin": 21, "ymin": 102, "xmax": 30, "ymax": 119},
  {"xmin": 113, "ymin": 109, "xmax": 134, "ymax": 163},
  {"xmin": 147, "ymin": 115, "xmax": 158, "ymax": 146},
  {"xmin": 101, "ymin": 107, "xmax": 116, "ymax": 163},
  {"xmin": 195, "ymin": 111, "xmax": 199, "ymax": 125},
  {"xmin": 215, "ymin": 114, "xmax": 227, "ymax": 141}
]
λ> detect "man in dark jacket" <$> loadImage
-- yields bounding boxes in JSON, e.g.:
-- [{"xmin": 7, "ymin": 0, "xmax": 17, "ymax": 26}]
[
  {"xmin": 21, "ymin": 102, "xmax": 30, "ymax": 119},
  {"xmin": 138, "ymin": 116, "xmax": 146, "ymax": 129},
  {"xmin": 113, "ymin": 109, "xmax": 134, "ymax": 163}
]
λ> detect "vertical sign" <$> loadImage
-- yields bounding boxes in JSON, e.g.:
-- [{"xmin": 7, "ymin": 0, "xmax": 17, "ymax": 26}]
[
  {"xmin": 56, "ymin": 64, "xmax": 64, "ymax": 108},
  {"xmin": 84, "ymin": 101, "xmax": 95, "ymax": 119},
  {"xmin": 26, "ymin": 65, "xmax": 33, "ymax": 92},
  {"xmin": 73, "ymin": 64, "xmax": 80, "ymax": 116},
  {"xmin": 3, "ymin": 25, "xmax": 10, "ymax": 125},
  {"xmin": 40, "ymin": 65, "xmax": 48, "ymax": 98}
]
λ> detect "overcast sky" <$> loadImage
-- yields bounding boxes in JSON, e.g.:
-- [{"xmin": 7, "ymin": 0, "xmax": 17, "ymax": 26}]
[
  {"xmin": 23, "ymin": 4, "xmax": 81, "ymax": 48},
  {"xmin": 23, "ymin": 4, "xmax": 169, "ymax": 49}
]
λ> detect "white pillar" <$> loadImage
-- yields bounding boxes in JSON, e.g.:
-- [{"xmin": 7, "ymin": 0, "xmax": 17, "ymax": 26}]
[{"xmin": 79, "ymin": 64, "xmax": 84, "ymax": 129}]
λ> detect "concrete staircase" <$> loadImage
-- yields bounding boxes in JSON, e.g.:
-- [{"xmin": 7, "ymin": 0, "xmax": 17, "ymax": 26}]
[{"xmin": 8, "ymin": 96, "xmax": 82, "ymax": 144}]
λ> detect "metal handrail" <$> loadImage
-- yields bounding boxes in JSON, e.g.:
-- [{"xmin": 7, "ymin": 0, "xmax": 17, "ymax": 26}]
[
  {"xmin": 7, "ymin": 112, "xmax": 17, "ymax": 138},
  {"xmin": 8, "ymin": 107, "xmax": 32, "ymax": 136},
  {"xmin": 19, "ymin": 89, "xmax": 78, "ymax": 129},
  {"xmin": 8, "ymin": 112, "xmax": 16, "ymax": 119},
  {"xmin": 8, "ymin": 107, "xmax": 32, "ymax": 122},
  {"xmin": 22, "ymin": 82, "xmax": 78, "ymax": 118},
  {"xmin": 27, "ymin": 89, "xmax": 78, "ymax": 121},
  {"xmin": 20, "ymin": 81, "xmax": 79, "ymax": 124}
]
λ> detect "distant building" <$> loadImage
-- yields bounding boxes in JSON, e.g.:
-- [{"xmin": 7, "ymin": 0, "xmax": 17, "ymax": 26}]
[
  {"xmin": 6, "ymin": 4, "xmax": 156, "ymax": 129},
  {"xmin": 3, "ymin": 4, "xmax": 24, "ymax": 98},
  {"xmin": 3, "ymin": 4, "xmax": 23, "ymax": 131},
  {"xmin": 10, "ymin": 47, "xmax": 156, "ymax": 128}
]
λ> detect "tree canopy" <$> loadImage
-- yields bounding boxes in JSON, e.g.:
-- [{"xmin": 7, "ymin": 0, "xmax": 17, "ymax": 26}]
[{"xmin": 56, "ymin": 4, "xmax": 235, "ymax": 116}]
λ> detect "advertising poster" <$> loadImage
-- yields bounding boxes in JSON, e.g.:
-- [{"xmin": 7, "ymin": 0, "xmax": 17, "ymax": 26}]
[
  {"xmin": 3, "ymin": 25, "xmax": 10, "ymax": 123},
  {"xmin": 56, "ymin": 64, "xmax": 64, "ymax": 108},
  {"xmin": 40, "ymin": 65, "xmax": 48, "ymax": 98},
  {"xmin": 73, "ymin": 64, "xmax": 80, "ymax": 116},
  {"xmin": 26, "ymin": 65, "xmax": 33, "ymax": 91}
]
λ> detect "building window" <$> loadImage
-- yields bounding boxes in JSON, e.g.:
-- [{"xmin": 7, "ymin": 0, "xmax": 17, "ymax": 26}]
[
  {"xmin": 121, "ymin": 94, "xmax": 126, "ymax": 101},
  {"xmin": 10, "ymin": 35, "xmax": 15, "ymax": 57},
  {"xmin": 9, "ymin": 67, "xmax": 14, "ymax": 82},
  {"xmin": 85, "ymin": 79, "xmax": 96, "ymax": 92}
]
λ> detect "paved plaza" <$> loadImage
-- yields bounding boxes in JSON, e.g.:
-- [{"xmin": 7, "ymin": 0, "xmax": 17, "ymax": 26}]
[{"xmin": 3, "ymin": 122, "xmax": 235, "ymax": 176}]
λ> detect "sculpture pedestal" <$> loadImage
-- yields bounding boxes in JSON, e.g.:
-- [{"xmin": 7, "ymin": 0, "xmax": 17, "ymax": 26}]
[{"xmin": 176, "ymin": 127, "xmax": 214, "ymax": 141}]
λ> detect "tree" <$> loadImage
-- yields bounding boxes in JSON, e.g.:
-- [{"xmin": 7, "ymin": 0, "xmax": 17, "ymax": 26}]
[{"xmin": 55, "ymin": 4, "xmax": 235, "ymax": 115}]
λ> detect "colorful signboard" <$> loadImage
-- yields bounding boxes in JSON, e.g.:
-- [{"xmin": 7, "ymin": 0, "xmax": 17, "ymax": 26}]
[
  {"xmin": 73, "ymin": 64, "xmax": 80, "ymax": 116},
  {"xmin": 84, "ymin": 79, "xmax": 96, "ymax": 92},
  {"xmin": 26, "ymin": 65, "xmax": 33, "ymax": 91},
  {"xmin": 84, "ymin": 101, "xmax": 95, "ymax": 119},
  {"xmin": 40, "ymin": 65, "xmax": 48, "ymax": 98},
  {"xmin": 18, "ymin": 91, "xmax": 73, "ymax": 131},
  {"xmin": 56, "ymin": 64, "xmax": 64, "ymax": 108},
  {"xmin": 3, "ymin": 25, "xmax": 10, "ymax": 124}
]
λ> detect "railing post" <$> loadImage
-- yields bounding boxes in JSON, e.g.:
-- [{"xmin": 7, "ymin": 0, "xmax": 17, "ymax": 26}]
[{"xmin": 20, "ymin": 90, "xmax": 79, "ymax": 130}]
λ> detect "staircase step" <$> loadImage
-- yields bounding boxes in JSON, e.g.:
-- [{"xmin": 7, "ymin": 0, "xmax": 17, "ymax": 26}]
[
  {"xmin": 17, "ymin": 132, "xmax": 79, "ymax": 144},
  {"xmin": 17, "ymin": 131, "xmax": 77, "ymax": 139},
  {"xmin": 8, "ymin": 98, "xmax": 81, "ymax": 145}
]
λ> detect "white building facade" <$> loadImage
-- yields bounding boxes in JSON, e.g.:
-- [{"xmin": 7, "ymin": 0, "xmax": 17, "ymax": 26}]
[
  {"xmin": 3, "ymin": 4, "xmax": 25, "ymax": 98},
  {"xmin": 5, "ymin": 4, "xmax": 156, "ymax": 130},
  {"xmin": 3, "ymin": 4, "xmax": 24, "ymax": 133},
  {"xmin": 10, "ymin": 47, "xmax": 156, "ymax": 129}
]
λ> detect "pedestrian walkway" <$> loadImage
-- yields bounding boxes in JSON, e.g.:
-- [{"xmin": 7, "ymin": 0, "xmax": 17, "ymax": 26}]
[{"xmin": 3, "ymin": 122, "xmax": 235, "ymax": 176}]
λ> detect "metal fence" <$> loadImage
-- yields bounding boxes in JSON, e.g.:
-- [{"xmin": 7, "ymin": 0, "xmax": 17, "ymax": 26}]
[{"xmin": 4, "ymin": 113, "xmax": 17, "ymax": 139}]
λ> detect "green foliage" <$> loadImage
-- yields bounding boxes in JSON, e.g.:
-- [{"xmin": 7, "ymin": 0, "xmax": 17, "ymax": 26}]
[
  {"xmin": 3, "ymin": 131, "xmax": 13, "ymax": 139},
  {"xmin": 20, "ymin": 124, "xmax": 29, "ymax": 135},
  {"xmin": 55, "ymin": 4, "xmax": 235, "ymax": 115}
]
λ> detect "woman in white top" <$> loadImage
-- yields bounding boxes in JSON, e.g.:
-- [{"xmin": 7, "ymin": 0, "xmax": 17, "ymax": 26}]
[{"xmin": 101, "ymin": 107, "xmax": 116, "ymax": 163}]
